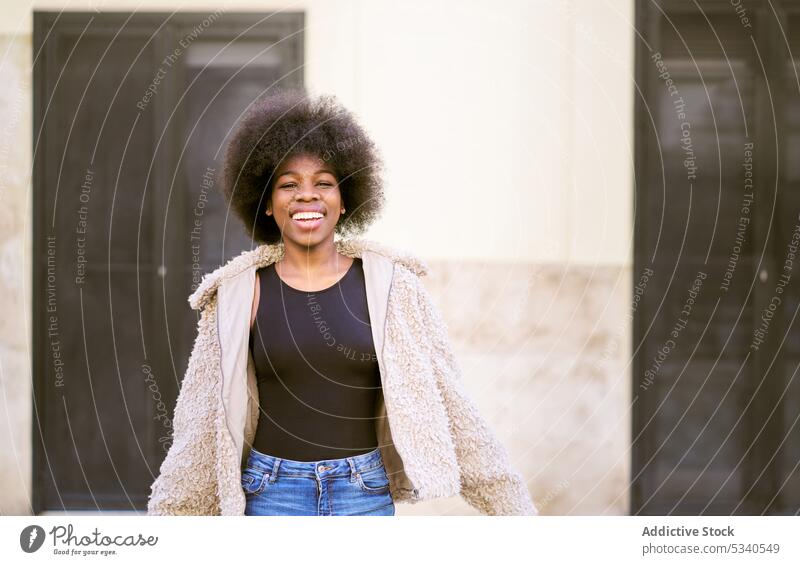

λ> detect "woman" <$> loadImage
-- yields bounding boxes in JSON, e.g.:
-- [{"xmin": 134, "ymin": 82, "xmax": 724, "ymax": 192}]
[{"xmin": 147, "ymin": 88, "xmax": 537, "ymax": 516}]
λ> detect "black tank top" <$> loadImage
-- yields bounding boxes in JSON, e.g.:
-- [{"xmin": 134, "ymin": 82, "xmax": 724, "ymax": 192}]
[{"xmin": 249, "ymin": 257, "xmax": 381, "ymax": 461}]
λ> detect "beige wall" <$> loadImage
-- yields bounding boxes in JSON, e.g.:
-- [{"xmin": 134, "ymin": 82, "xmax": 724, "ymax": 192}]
[
  {"xmin": 0, "ymin": 0, "xmax": 634, "ymax": 515},
  {"xmin": 0, "ymin": 33, "xmax": 32, "ymax": 516}
]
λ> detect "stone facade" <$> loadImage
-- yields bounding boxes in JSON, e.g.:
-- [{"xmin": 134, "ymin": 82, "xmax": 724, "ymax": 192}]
[{"xmin": 404, "ymin": 259, "xmax": 632, "ymax": 515}]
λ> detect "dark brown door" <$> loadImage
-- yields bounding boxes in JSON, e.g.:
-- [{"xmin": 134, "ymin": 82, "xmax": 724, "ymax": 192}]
[
  {"xmin": 32, "ymin": 11, "xmax": 303, "ymax": 512},
  {"xmin": 634, "ymin": 0, "xmax": 800, "ymax": 514}
]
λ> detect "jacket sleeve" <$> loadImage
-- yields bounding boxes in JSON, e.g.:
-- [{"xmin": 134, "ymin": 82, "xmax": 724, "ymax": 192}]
[
  {"xmin": 147, "ymin": 302, "xmax": 220, "ymax": 515},
  {"xmin": 415, "ymin": 279, "xmax": 539, "ymax": 516}
]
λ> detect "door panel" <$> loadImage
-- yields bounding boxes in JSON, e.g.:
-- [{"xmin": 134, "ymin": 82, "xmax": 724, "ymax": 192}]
[
  {"xmin": 32, "ymin": 11, "xmax": 304, "ymax": 512},
  {"xmin": 633, "ymin": 0, "xmax": 799, "ymax": 514}
]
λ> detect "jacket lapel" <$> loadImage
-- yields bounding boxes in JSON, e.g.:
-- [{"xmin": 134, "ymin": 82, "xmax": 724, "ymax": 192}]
[
  {"xmin": 216, "ymin": 268, "xmax": 256, "ymax": 471},
  {"xmin": 361, "ymin": 250, "xmax": 417, "ymax": 496},
  {"xmin": 361, "ymin": 249, "xmax": 394, "ymax": 368}
]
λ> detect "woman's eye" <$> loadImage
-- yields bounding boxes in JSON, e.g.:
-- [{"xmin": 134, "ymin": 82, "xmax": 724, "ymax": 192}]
[{"xmin": 277, "ymin": 181, "xmax": 334, "ymax": 189}]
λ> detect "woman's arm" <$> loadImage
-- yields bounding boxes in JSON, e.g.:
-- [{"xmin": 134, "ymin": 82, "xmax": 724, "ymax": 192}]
[
  {"xmin": 415, "ymin": 279, "xmax": 538, "ymax": 516},
  {"xmin": 147, "ymin": 301, "xmax": 221, "ymax": 515}
]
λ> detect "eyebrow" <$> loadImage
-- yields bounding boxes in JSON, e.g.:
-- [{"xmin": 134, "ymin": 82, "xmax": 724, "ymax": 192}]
[{"xmin": 277, "ymin": 169, "xmax": 336, "ymax": 178}]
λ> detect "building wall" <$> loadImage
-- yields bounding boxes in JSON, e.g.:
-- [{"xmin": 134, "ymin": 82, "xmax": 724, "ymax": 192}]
[
  {"xmin": 0, "ymin": 0, "xmax": 634, "ymax": 515},
  {"xmin": 0, "ymin": 33, "xmax": 33, "ymax": 516}
]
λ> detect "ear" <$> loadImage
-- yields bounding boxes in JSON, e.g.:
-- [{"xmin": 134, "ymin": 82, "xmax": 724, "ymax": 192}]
[{"xmin": 264, "ymin": 183, "xmax": 274, "ymax": 216}]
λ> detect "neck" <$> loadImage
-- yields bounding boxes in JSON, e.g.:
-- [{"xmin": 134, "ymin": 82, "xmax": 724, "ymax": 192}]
[{"xmin": 279, "ymin": 236, "xmax": 343, "ymax": 274}]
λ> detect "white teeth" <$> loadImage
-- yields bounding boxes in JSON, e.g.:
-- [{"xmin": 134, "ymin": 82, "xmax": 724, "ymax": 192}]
[{"xmin": 292, "ymin": 211, "xmax": 324, "ymax": 220}]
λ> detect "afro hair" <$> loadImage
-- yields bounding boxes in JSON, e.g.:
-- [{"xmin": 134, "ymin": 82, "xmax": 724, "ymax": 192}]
[{"xmin": 221, "ymin": 87, "xmax": 386, "ymax": 244}]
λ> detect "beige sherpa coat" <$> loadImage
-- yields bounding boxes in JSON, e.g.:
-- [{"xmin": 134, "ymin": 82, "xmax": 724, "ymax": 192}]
[{"xmin": 146, "ymin": 237, "xmax": 537, "ymax": 516}]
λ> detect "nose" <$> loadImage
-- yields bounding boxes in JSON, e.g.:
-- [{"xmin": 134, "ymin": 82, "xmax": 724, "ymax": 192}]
[{"xmin": 293, "ymin": 181, "xmax": 321, "ymax": 200}]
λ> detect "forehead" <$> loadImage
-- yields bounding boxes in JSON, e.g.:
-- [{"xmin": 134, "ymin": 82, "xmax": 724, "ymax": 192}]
[{"xmin": 275, "ymin": 153, "xmax": 333, "ymax": 175}]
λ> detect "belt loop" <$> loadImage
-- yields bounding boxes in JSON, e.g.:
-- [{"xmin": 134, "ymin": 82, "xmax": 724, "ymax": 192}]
[
  {"xmin": 346, "ymin": 456, "xmax": 357, "ymax": 483},
  {"xmin": 269, "ymin": 458, "xmax": 281, "ymax": 483}
]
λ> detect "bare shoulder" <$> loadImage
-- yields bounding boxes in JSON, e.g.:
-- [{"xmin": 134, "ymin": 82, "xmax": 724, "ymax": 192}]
[{"xmin": 250, "ymin": 271, "xmax": 260, "ymax": 329}]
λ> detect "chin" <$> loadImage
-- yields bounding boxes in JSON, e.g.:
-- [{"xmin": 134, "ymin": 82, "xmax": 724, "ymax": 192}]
[{"xmin": 283, "ymin": 230, "xmax": 335, "ymax": 248}]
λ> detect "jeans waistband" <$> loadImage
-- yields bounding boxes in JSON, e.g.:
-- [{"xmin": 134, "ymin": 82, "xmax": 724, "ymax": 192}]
[{"xmin": 244, "ymin": 446, "xmax": 384, "ymax": 480}]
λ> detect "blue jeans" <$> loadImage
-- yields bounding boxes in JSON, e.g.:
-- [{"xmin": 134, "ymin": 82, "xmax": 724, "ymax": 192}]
[{"xmin": 241, "ymin": 446, "xmax": 396, "ymax": 516}]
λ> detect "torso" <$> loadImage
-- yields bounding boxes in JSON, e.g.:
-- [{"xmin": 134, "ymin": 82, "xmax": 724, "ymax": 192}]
[{"xmin": 248, "ymin": 256, "xmax": 382, "ymax": 461}]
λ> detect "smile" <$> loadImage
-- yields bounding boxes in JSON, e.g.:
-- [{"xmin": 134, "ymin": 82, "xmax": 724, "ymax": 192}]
[{"xmin": 290, "ymin": 211, "xmax": 325, "ymax": 230}]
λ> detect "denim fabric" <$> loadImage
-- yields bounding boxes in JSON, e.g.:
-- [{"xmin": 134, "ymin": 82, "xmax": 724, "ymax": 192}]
[{"xmin": 241, "ymin": 446, "xmax": 395, "ymax": 516}]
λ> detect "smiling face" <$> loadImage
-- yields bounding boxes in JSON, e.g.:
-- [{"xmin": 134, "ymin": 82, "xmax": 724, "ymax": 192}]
[{"xmin": 266, "ymin": 153, "xmax": 345, "ymax": 248}]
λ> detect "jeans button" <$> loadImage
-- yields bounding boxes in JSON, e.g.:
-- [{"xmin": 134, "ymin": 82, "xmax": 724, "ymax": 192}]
[{"xmin": 318, "ymin": 465, "xmax": 325, "ymax": 472}]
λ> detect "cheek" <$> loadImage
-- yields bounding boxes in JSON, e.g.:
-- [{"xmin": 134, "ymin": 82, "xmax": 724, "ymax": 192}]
[
  {"xmin": 327, "ymin": 190, "xmax": 343, "ymax": 206},
  {"xmin": 268, "ymin": 193, "xmax": 286, "ymax": 213}
]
